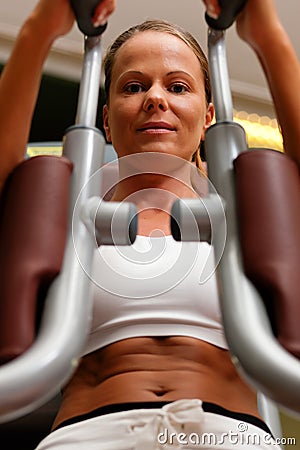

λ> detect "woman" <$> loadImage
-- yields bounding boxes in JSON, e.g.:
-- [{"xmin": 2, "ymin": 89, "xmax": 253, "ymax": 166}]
[{"xmin": 0, "ymin": 0, "xmax": 299, "ymax": 448}]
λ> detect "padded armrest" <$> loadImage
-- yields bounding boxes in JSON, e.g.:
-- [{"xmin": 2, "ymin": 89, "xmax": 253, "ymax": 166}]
[
  {"xmin": 234, "ymin": 149, "xmax": 300, "ymax": 358},
  {"xmin": 0, "ymin": 156, "xmax": 73, "ymax": 365}
]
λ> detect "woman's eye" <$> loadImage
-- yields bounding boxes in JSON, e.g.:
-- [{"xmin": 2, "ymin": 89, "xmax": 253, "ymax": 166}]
[
  {"xmin": 170, "ymin": 83, "xmax": 188, "ymax": 94},
  {"xmin": 124, "ymin": 83, "xmax": 144, "ymax": 94}
]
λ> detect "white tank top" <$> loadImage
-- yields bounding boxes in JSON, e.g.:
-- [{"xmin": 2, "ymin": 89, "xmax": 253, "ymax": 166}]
[{"xmin": 84, "ymin": 235, "xmax": 228, "ymax": 355}]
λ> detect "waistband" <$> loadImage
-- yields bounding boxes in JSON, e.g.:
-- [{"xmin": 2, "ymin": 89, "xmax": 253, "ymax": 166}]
[{"xmin": 53, "ymin": 400, "xmax": 273, "ymax": 437}]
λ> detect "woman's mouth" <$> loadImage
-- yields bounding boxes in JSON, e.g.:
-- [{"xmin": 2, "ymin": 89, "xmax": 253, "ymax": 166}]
[{"xmin": 137, "ymin": 121, "xmax": 176, "ymax": 134}]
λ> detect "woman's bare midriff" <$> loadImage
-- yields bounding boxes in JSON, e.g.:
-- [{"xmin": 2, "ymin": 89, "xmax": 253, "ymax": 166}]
[{"xmin": 52, "ymin": 336, "xmax": 260, "ymax": 430}]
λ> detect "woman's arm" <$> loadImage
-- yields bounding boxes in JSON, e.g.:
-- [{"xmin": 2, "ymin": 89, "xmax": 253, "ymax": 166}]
[
  {"xmin": 203, "ymin": 0, "xmax": 300, "ymax": 166},
  {"xmin": 0, "ymin": 0, "xmax": 74, "ymax": 190},
  {"xmin": 236, "ymin": 0, "xmax": 300, "ymax": 166},
  {"xmin": 0, "ymin": 0, "xmax": 115, "ymax": 191}
]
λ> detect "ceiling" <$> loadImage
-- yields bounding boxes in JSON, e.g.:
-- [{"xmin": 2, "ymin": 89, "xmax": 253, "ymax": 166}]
[{"xmin": 0, "ymin": 0, "xmax": 299, "ymax": 116}]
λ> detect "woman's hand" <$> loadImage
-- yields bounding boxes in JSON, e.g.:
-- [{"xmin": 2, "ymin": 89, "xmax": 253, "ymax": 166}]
[
  {"xmin": 201, "ymin": 0, "xmax": 281, "ymax": 51},
  {"xmin": 31, "ymin": 0, "xmax": 116, "ymax": 42},
  {"xmin": 93, "ymin": 0, "xmax": 116, "ymax": 27},
  {"xmin": 202, "ymin": 0, "xmax": 221, "ymax": 20}
]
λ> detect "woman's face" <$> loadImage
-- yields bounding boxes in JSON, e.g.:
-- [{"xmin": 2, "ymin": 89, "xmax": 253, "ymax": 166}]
[{"xmin": 103, "ymin": 31, "xmax": 214, "ymax": 162}]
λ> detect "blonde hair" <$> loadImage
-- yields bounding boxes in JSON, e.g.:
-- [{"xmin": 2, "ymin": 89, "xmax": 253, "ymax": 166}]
[{"xmin": 103, "ymin": 20, "xmax": 212, "ymax": 175}]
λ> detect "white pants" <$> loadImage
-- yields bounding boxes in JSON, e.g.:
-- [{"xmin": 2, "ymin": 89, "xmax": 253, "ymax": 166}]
[{"xmin": 35, "ymin": 399, "xmax": 282, "ymax": 449}]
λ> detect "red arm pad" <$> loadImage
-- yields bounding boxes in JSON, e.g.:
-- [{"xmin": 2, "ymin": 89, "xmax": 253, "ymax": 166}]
[
  {"xmin": 234, "ymin": 149, "xmax": 300, "ymax": 358},
  {"xmin": 0, "ymin": 156, "xmax": 73, "ymax": 364}
]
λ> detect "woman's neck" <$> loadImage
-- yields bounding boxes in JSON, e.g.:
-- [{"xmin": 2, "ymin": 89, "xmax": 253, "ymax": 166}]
[
  {"xmin": 112, "ymin": 154, "xmax": 198, "ymax": 201},
  {"xmin": 111, "ymin": 174, "xmax": 198, "ymax": 237},
  {"xmin": 110, "ymin": 154, "xmax": 200, "ymax": 236}
]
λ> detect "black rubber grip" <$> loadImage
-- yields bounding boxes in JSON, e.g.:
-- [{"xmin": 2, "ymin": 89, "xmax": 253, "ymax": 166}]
[
  {"xmin": 205, "ymin": 0, "xmax": 248, "ymax": 30},
  {"xmin": 70, "ymin": 0, "xmax": 107, "ymax": 36}
]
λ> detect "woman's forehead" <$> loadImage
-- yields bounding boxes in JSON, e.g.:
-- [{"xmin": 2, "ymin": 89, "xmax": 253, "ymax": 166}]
[{"xmin": 111, "ymin": 30, "xmax": 202, "ymax": 77}]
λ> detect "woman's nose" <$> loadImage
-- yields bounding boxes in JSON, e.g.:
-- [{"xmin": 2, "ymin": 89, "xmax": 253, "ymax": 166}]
[{"xmin": 143, "ymin": 86, "xmax": 168, "ymax": 112}]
